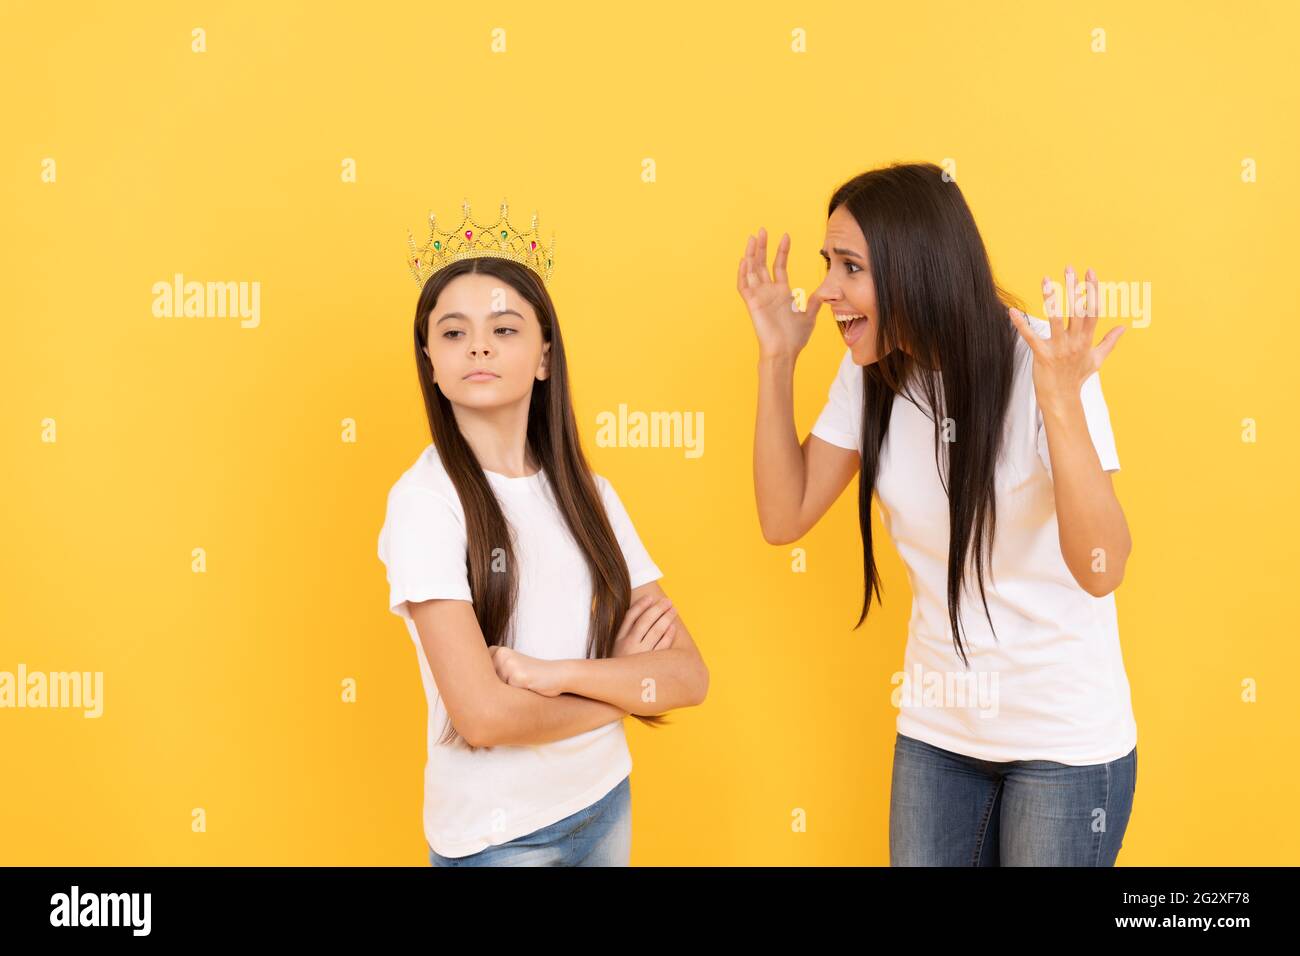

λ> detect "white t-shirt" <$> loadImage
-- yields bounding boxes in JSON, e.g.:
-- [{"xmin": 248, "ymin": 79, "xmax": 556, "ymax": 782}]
[
  {"xmin": 811, "ymin": 315, "xmax": 1137, "ymax": 765},
  {"xmin": 377, "ymin": 443, "xmax": 663, "ymax": 857}
]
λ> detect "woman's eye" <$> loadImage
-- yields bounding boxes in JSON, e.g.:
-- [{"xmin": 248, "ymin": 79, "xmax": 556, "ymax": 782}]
[
  {"xmin": 846, "ymin": 262, "xmax": 861, "ymax": 274},
  {"xmin": 495, "ymin": 327, "xmax": 517, "ymax": 335},
  {"xmin": 442, "ymin": 330, "xmax": 463, "ymax": 339}
]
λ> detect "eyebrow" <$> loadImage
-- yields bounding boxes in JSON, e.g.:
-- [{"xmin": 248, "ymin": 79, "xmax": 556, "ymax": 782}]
[
  {"xmin": 819, "ymin": 247, "xmax": 863, "ymax": 261},
  {"xmin": 435, "ymin": 309, "xmax": 525, "ymax": 325}
]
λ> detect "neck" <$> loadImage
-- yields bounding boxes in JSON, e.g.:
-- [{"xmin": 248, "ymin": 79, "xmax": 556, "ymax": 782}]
[{"xmin": 451, "ymin": 399, "xmax": 538, "ymax": 477}]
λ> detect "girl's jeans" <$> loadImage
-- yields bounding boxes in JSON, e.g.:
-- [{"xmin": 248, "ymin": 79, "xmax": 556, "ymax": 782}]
[
  {"xmin": 429, "ymin": 774, "xmax": 631, "ymax": 867},
  {"xmin": 889, "ymin": 732, "xmax": 1137, "ymax": 866}
]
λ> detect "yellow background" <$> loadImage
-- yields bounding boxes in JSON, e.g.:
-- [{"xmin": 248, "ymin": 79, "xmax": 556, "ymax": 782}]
[{"xmin": 2, "ymin": 0, "xmax": 1296, "ymax": 865}]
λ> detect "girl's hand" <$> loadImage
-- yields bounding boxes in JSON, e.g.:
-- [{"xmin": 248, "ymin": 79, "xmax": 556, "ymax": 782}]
[
  {"xmin": 612, "ymin": 595, "xmax": 677, "ymax": 657},
  {"xmin": 488, "ymin": 646, "xmax": 567, "ymax": 697},
  {"xmin": 1008, "ymin": 265, "xmax": 1126, "ymax": 417},
  {"xmin": 737, "ymin": 227, "xmax": 823, "ymax": 361}
]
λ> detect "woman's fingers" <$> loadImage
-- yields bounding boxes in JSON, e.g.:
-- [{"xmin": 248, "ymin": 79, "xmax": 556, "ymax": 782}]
[
  {"xmin": 756, "ymin": 227, "xmax": 770, "ymax": 284},
  {"xmin": 804, "ymin": 289, "xmax": 823, "ymax": 319},
  {"xmin": 773, "ymin": 232, "xmax": 791, "ymax": 288},
  {"xmin": 1042, "ymin": 275, "xmax": 1066, "ymax": 342},
  {"xmin": 1064, "ymin": 264, "xmax": 1079, "ymax": 332},
  {"xmin": 740, "ymin": 227, "xmax": 797, "ymax": 298},
  {"xmin": 1007, "ymin": 306, "xmax": 1040, "ymax": 354},
  {"xmin": 1082, "ymin": 267, "xmax": 1102, "ymax": 340},
  {"xmin": 1093, "ymin": 323, "xmax": 1127, "ymax": 366}
]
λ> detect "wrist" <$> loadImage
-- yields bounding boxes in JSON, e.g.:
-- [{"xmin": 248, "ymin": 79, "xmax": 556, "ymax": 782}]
[
  {"xmin": 758, "ymin": 351, "xmax": 799, "ymax": 372},
  {"xmin": 1039, "ymin": 390, "xmax": 1086, "ymax": 426},
  {"xmin": 552, "ymin": 658, "xmax": 579, "ymax": 695}
]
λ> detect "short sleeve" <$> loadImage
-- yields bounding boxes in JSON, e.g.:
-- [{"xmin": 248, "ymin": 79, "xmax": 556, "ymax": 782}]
[
  {"xmin": 377, "ymin": 485, "xmax": 473, "ymax": 621},
  {"xmin": 1026, "ymin": 315, "xmax": 1121, "ymax": 477},
  {"xmin": 595, "ymin": 475, "xmax": 663, "ymax": 588},
  {"xmin": 809, "ymin": 348, "xmax": 862, "ymax": 452}
]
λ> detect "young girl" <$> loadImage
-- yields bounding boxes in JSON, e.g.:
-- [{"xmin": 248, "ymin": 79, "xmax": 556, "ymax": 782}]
[
  {"xmin": 379, "ymin": 202, "xmax": 709, "ymax": 866},
  {"xmin": 740, "ymin": 163, "xmax": 1137, "ymax": 866}
]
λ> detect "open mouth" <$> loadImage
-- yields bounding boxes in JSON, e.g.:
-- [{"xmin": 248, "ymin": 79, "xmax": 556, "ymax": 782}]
[{"xmin": 834, "ymin": 313, "xmax": 868, "ymax": 345}]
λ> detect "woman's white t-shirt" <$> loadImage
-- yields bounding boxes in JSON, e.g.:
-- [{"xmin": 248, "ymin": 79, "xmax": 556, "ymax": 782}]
[
  {"xmin": 810, "ymin": 315, "xmax": 1137, "ymax": 765},
  {"xmin": 377, "ymin": 444, "xmax": 663, "ymax": 857}
]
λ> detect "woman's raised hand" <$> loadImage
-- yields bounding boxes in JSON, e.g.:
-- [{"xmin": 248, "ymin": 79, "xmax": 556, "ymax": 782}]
[
  {"xmin": 1008, "ymin": 265, "xmax": 1127, "ymax": 415},
  {"xmin": 737, "ymin": 227, "xmax": 823, "ymax": 360}
]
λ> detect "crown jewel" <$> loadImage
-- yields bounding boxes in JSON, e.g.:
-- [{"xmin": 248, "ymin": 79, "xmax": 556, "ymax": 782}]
[{"xmin": 407, "ymin": 198, "xmax": 556, "ymax": 286}]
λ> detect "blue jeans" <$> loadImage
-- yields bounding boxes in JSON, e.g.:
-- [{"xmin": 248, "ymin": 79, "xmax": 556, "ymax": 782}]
[
  {"xmin": 428, "ymin": 775, "xmax": 631, "ymax": 867},
  {"xmin": 889, "ymin": 732, "xmax": 1137, "ymax": 866}
]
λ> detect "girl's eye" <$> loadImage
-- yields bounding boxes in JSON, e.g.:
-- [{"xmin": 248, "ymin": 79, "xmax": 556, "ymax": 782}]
[{"xmin": 441, "ymin": 327, "xmax": 517, "ymax": 339}]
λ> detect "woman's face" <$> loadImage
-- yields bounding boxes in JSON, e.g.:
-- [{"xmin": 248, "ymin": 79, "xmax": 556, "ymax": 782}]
[
  {"xmin": 813, "ymin": 204, "xmax": 891, "ymax": 366},
  {"xmin": 422, "ymin": 272, "xmax": 550, "ymax": 409}
]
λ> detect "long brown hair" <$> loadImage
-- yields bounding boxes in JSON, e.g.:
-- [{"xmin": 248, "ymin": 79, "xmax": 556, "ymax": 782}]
[
  {"xmin": 413, "ymin": 256, "xmax": 667, "ymax": 746},
  {"xmin": 833, "ymin": 162, "xmax": 1027, "ymax": 667}
]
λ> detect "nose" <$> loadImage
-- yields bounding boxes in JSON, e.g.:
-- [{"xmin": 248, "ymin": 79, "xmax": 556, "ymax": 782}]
[{"xmin": 813, "ymin": 277, "xmax": 839, "ymax": 304}]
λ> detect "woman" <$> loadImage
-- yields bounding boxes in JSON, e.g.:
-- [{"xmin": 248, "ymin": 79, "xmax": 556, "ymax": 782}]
[
  {"xmin": 378, "ymin": 202, "xmax": 709, "ymax": 866},
  {"xmin": 739, "ymin": 163, "xmax": 1136, "ymax": 866}
]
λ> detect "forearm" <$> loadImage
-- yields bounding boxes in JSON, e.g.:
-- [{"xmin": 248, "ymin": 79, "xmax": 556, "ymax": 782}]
[
  {"xmin": 479, "ymin": 684, "xmax": 628, "ymax": 748},
  {"xmin": 755, "ymin": 354, "xmax": 805, "ymax": 541},
  {"xmin": 556, "ymin": 649, "xmax": 705, "ymax": 716},
  {"xmin": 1041, "ymin": 397, "xmax": 1132, "ymax": 595}
]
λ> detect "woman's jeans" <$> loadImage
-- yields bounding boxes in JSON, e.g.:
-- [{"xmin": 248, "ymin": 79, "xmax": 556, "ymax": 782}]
[
  {"xmin": 429, "ymin": 775, "xmax": 631, "ymax": 867},
  {"xmin": 889, "ymin": 732, "xmax": 1137, "ymax": 866}
]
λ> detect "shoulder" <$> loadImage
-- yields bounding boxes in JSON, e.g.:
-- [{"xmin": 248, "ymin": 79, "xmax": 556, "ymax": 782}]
[
  {"xmin": 385, "ymin": 444, "xmax": 461, "ymax": 511},
  {"xmin": 591, "ymin": 471, "xmax": 633, "ymax": 519},
  {"xmin": 591, "ymin": 471, "xmax": 616, "ymax": 503},
  {"xmin": 377, "ymin": 445, "xmax": 468, "ymax": 567}
]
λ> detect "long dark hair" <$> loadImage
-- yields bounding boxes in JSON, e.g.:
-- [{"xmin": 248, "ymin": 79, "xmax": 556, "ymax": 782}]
[
  {"xmin": 835, "ymin": 162, "xmax": 1026, "ymax": 667},
  {"xmin": 413, "ymin": 256, "xmax": 667, "ymax": 747}
]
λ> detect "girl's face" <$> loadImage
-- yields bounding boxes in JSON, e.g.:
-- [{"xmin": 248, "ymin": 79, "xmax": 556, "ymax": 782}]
[
  {"xmin": 422, "ymin": 272, "xmax": 551, "ymax": 409},
  {"xmin": 813, "ymin": 204, "xmax": 891, "ymax": 366}
]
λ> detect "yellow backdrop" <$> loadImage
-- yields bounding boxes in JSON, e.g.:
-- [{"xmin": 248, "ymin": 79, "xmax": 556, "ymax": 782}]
[{"xmin": 2, "ymin": 0, "xmax": 1296, "ymax": 865}]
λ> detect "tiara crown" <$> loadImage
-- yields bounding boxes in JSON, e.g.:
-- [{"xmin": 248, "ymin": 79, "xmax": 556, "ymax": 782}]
[{"xmin": 407, "ymin": 198, "xmax": 556, "ymax": 286}]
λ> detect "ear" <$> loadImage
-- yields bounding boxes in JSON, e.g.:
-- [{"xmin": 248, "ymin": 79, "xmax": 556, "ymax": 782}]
[
  {"xmin": 536, "ymin": 340, "xmax": 551, "ymax": 381},
  {"xmin": 422, "ymin": 346, "xmax": 436, "ymax": 381}
]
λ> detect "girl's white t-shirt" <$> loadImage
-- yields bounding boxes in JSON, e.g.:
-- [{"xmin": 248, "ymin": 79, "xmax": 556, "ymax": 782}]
[
  {"xmin": 377, "ymin": 444, "xmax": 663, "ymax": 857},
  {"xmin": 810, "ymin": 315, "xmax": 1137, "ymax": 765}
]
